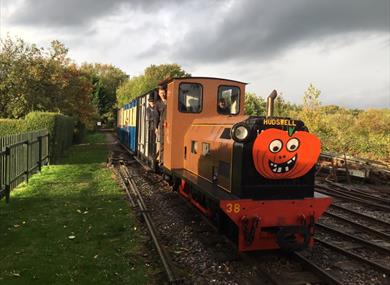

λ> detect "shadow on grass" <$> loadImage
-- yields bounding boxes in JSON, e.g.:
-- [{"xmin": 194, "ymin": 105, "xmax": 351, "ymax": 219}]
[{"xmin": 54, "ymin": 145, "xmax": 108, "ymax": 165}]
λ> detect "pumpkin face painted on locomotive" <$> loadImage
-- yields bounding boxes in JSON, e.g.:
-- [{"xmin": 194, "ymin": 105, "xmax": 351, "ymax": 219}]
[{"xmin": 117, "ymin": 77, "xmax": 331, "ymax": 251}]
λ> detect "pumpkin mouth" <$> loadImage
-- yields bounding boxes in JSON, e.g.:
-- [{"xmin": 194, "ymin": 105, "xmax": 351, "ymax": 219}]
[{"xmin": 268, "ymin": 155, "xmax": 297, "ymax": 174}]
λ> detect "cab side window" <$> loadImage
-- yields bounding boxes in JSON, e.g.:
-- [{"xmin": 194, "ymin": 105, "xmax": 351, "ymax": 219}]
[
  {"xmin": 217, "ymin": 86, "xmax": 240, "ymax": 115},
  {"xmin": 179, "ymin": 83, "xmax": 203, "ymax": 113}
]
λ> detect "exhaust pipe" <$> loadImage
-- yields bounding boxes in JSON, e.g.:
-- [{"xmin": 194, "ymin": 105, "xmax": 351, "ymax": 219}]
[{"xmin": 266, "ymin": 90, "xmax": 278, "ymax": 117}]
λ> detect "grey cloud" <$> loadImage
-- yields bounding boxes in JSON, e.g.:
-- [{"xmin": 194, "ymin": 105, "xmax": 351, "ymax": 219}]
[
  {"xmin": 11, "ymin": 0, "xmax": 125, "ymax": 27},
  {"xmin": 175, "ymin": 0, "xmax": 390, "ymax": 63},
  {"xmin": 10, "ymin": 0, "xmax": 190, "ymax": 27},
  {"xmin": 326, "ymin": 89, "xmax": 390, "ymax": 109}
]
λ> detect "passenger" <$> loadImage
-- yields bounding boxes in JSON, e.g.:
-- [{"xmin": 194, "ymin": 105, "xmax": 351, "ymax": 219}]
[
  {"xmin": 217, "ymin": 98, "xmax": 230, "ymax": 115},
  {"xmin": 146, "ymin": 96, "xmax": 159, "ymax": 156},
  {"xmin": 156, "ymin": 87, "xmax": 167, "ymax": 163}
]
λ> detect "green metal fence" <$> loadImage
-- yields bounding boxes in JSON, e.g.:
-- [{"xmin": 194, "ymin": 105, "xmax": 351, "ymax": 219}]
[{"xmin": 0, "ymin": 129, "xmax": 49, "ymax": 203}]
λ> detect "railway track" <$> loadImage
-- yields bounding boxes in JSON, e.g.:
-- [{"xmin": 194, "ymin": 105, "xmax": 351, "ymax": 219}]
[
  {"xmin": 109, "ymin": 135, "xmax": 389, "ymax": 284},
  {"xmin": 315, "ymin": 184, "xmax": 390, "ymax": 211},
  {"xmin": 109, "ymin": 156, "xmax": 182, "ymax": 284},
  {"xmin": 306, "ymin": 180, "xmax": 390, "ymax": 284},
  {"xmin": 115, "ymin": 158, "xmax": 345, "ymax": 284},
  {"xmin": 292, "ymin": 252, "xmax": 343, "ymax": 285},
  {"xmin": 316, "ymin": 223, "xmax": 390, "ymax": 253},
  {"xmin": 298, "ymin": 235, "xmax": 389, "ymax": 285},
  {"xmin": 298, "ymin": 209, "xmax": 390, "ymax": 283},
  {"xmin": 323, "ymin": 211, "xmax": 390, "ymax": 240},
  {"xmin": 179, "ymin": 192, "xmax": 342, "ymax": 285},
  {"xmin": 325, "ymin": 181, "xmax": 390, "ymax": 204},
  {"xmin": 314, "ymin": 236, "xmax": 390, "ymax": 274},
  {"xmin": 110, "ymin": 149, "xmax": 344, "ymax": 284},
  {"xmin": 265, "ymin": 182, "xmax": 390, "ymax": 284},
  {"xmin": 329, "ymin": 203, "xmax": 390, "ymax": 227},
  {"xmin": 315, "ymin": 225, "xmax": 390, "ymax": 272},
  {"xmin": 179, "ymin": 190, "xmax": 342, "ymax": 285}
]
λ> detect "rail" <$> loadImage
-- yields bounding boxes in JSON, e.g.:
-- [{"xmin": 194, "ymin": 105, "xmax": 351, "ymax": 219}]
[
  {"xmin": 315, "ymin": 238, "xmax": 390, "ymax": 275},
  {"xmin": 110, "ymin": 157, "xmax": 181, "ymax": 284}
]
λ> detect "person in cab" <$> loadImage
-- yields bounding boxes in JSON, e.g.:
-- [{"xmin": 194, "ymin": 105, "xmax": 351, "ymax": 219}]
[
  {"xmin": 217, "ymin": 98, "xmax": 230, "ymax": 115},
  {"xmin": 156, "ymin": 86, "xmax": 167, "ymax": 163}
]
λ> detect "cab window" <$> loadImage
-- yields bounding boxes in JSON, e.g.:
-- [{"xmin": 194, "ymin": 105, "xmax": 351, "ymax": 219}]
[
  {"xmin": 217, "ymin": 86, "xmax": 240, "ymax": 115},
  {"xmin": 179, "ymin": 83, "xmax": 202, "ymax": 113}
]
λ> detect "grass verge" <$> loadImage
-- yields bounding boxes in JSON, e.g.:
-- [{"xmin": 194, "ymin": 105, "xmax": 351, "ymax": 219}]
[
  {"xmin": 83, "ymin": 131, "xmax": 107, "ymax": 144},
  {"xmin": 0, "ymin": 133, "xmax": 152, "ymax": 284}
]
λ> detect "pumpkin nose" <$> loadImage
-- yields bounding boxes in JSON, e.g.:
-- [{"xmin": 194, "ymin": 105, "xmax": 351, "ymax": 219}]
[{"xmin": 279, "ymin": 155, "xmax": 286, "ymax": 159}]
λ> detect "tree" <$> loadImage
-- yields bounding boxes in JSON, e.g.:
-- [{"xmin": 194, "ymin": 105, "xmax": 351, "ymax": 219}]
[
  {"xmin": 273, "ymin": 93, "xmax": 301, "ymax": 117},
  {"xmin": 81, "ymin": 63, "xmax": 128, "ymax": 124},
  {"xmin": 144, "ymin": 63, "xmax": 190, "ymax": 88},
  {"xmin": 244, "ymin": 91, "xmax": 300, "ymax": 117},
  {"xmin": 116, "ymin": 63, "xmax": 190, "ymax": 106},
  {"xmin": 294, "ymin": 84, "xmax": 336, "ymax": 151},
  {"xmin": 353, "ymin": 109, "xmax": 390, "ymax": 136},
  {"xmin": 321, "ymin": 105, "xmax": 343, "ymax": 115},
  {"xmin": 0, "ymin": 37, "xmax": 43, "ymax": 117},
  {"xmin": 299, "ymin": 84, "xmax": 326, "ymax": 132},
  {"xmin": 0, "ymin": 36, "xmax": 95, "ymax": 124},
  {"xmin": 244, "ymin": 92, "xmax": 266, "ymax": 115}
]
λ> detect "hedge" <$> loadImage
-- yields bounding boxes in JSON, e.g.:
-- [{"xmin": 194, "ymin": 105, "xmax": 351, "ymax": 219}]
[
  {"xmin": 0, "ymin": 112, "xmax": 74, "ymax": 163},
  {"xmin": 0, "ymin": 119, "xmax": 27, "ymax": 136},
  {"xmin": 25, "ymin": 112, "xmax": 74, "ymax": 162}
]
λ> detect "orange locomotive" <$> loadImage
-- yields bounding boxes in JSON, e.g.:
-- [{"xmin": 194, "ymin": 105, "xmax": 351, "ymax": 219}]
[{"xmin": 117, "ymin": 77, "xmax": 331, "ymax": 251}]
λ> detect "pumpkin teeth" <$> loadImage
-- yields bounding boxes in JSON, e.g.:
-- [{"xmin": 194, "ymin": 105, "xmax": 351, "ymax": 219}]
[{"xmin": 269, "ymin": 155, "xmax": 297, "ymax": 174}]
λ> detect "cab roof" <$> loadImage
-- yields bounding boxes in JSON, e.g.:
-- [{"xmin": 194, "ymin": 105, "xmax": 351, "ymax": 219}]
[{"xmin": 159, "ymin": 76, "xmax": 248, "ymax": 86}]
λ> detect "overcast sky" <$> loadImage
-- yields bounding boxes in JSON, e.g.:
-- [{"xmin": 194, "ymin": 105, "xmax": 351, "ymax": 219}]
[{"xmin": 1, "ymin": 0, "xmax": 389, "ymax": 108}]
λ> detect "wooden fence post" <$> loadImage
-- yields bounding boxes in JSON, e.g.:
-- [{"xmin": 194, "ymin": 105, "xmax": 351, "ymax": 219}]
[
  {"xmin": 38, "ymin": 136, "xmax": 42, "ymax": 172},
  {"xmin": 5, "ymin": 146, "xmax": 10, "ymax": 203},
  {"xmin": 26, "ymin": 140, "xmax": 29, "ymax": 183}
]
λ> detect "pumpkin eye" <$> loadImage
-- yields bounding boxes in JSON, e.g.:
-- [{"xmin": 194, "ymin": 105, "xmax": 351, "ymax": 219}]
[
  {"xmin": 287, "ymin": 138, "xmax": 300, "ymax": 152},
  {"xmin": 269, "ymin": 139, "xmax": 283, "ymax": 153}
]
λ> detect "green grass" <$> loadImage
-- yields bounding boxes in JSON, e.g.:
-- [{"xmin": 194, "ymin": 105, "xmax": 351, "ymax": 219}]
[
  {"xmin": 0, "ymin": 135, "xmax": 152, "ymax": 284},
  {"xmin": 83, "ymin": 132, "xmax": 107, "ymax": 144}
]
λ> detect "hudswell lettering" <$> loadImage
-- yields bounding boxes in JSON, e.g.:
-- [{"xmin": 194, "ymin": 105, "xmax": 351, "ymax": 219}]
[{"xmin": 262, "ymin": 119, "xmax": 296, "ymax": 126}]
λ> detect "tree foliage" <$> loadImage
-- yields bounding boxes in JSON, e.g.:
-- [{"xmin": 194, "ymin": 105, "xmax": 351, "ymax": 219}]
[
  {"xmin": 0, "ymin": 37, "xmax": 95, "ymax": 123},
  {"xmin": 81, "ymin": 63, "xmax": 128, "ymax": 124},
  {"xmin": 295, "ymin": 84, "xmax": 390, "ymax": 161},
  {"xmin": 295, "ymin": 84, "xmax": 331, "ymax": 138},
  {"xmin": 0, "ymin": 36, "xmax": 128, "ymax": 127},
  {"xmin": 244, "ymin": 85, "xmax": 389, "ymax": 161},
  {"xmin": 244, "ymin": 92, "xmax": 300, "ymax": 117},
  {"xmin": 273, "ymin": 93, "xmax": 301, "ymax": 117},
  {"xmin": 244, "ymin": 92, "xmax": 266, "ymax": 116},
  {"xmin": 117, "ymin": 63, "xmax": 190, "ymax": 106}
]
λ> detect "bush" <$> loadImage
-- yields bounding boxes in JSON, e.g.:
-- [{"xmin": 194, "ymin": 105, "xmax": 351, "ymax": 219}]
[
  {"xmin": 294, "ymin": 106, "xmax": 390, "ymax": 162},
  {"xmin": 25, "ymin": 112, "xmax": 74, "ymax": 162},
  {"xmin": 0, "ymin": 119, "xmax": 27, "ymax": 136}
]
